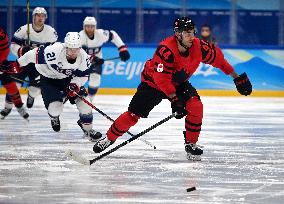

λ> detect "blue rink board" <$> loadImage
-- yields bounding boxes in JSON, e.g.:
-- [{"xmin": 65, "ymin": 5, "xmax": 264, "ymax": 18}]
[{"xmin": 3, "ymin": 46, "xmax": 284, "ymax": 90}]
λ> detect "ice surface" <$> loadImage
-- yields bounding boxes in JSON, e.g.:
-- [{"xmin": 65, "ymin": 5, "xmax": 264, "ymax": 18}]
[{"xmin": 0, "ymin": 95, "xmax": 283, "ymax": 203}]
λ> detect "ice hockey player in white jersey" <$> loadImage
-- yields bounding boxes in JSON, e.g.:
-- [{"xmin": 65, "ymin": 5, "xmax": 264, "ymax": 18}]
[
  {"xmin": 5, "ymin": 7, "xmax": 58, "ymax": 113},
  {"xmin": 5, "ymin": 32, "xmax": 102, "ymax": 141},
  {"xmin": 79, "ymin": 16, "xmax": 130, "ymax": 100}
]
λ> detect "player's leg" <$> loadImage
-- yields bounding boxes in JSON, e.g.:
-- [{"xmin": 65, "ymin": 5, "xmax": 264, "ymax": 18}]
[
  {"xmin": 26, "ymin": 63, "xmax": 41, "ymax": 108},
  {"xmin": 0, "ymin": 73, "xmax": 28, "ymax": 119},
  {"xmin": 75, "ymin": 92, "xmax": 103, "ymax": 142},
  {"xmin": 177, "ymin": 82, "xmax": 203, "ymax": 161},
  {"xmin": 88, "ymin": 64, "xmax": 102, "ymax": 101},
  {"xmin": 93, "ymin": 82, "xmax": 165, "ymax": 153},
  {"xmin": 40, "ymin": 76, "xmax": 65, "ymax": 132}
]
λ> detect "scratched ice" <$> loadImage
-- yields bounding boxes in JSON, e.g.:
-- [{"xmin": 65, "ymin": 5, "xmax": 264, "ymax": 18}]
[{"xmin": 0, "ymin": 95, "xmax": 283, "ymax": 203}]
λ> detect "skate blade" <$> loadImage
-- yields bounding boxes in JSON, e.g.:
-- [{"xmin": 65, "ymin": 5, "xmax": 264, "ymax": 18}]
[
  {"xmin": 187, "ymin": 153, "xmax": 201, "ymax": 161},
  {"xmin": 66, "ymin": 149, "xmax": 90, "ymax": 165}
]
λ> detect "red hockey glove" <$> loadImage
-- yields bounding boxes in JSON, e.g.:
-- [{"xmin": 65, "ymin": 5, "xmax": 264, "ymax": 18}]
[
  {"xmin": 118, "ymin": 45, "xmax": 130, "ymax": 61},
  {"xmin": 0, "ymin": 60, "xmax": 22, "ymax": 74},
  {"xmin": 234, "ymin": 72, "xmax": 252, "ymax": 96},
  {"xmin": 66, "ymin": 83, "xmax": 80, "ymax": 98},
  {"xmin": 170, "ymin": 95, "xmax": 187, "ymax": 119}
]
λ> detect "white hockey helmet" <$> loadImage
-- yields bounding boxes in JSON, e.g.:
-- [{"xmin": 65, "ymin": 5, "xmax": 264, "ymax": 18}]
[
  {"xmin": 32, "ymin": 7, "xmax": 48, "ymax": 18},
  {"xmin": 64, "ymin": 32, "xmax": 81, "ymax": 48},
  {"xmin": 83, "ymin": 16, "xmax": 97, "ymax": 26}
]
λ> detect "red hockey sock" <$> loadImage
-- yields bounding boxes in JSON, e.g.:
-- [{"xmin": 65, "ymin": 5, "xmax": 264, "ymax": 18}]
[
  {"xmin": 184, "ymin": 96, "xmax": 203, "ymax": 144},
  {"xmin": 4, "ymin": 82, "xmax": 23, "ymax": 107},
  {"xmin": 107, "ymin": 111, "xmax": 140, "ymax": 142}
]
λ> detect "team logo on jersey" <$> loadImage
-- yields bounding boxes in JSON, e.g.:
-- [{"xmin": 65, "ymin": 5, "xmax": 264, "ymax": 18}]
[{"xmin": 157, "ymin": 63, "xmax": 164, "ymax": 72}]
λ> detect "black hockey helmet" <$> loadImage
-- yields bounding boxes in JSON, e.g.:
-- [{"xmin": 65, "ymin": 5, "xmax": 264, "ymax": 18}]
[{"xmin": 173, "ymin": 17, "xmax": 195, "ymax": 33}]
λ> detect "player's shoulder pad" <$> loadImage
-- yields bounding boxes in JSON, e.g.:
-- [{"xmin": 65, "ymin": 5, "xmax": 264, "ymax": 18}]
[
  {"xmin": 45, "ymin": 42, "xmax": 63, "ymax": 52},
  {"xmin": 97, "ymin": 29, "xmax": 110, "ymax": 38},
  {"xmin": 199, "ymin": 39, "xmax": 216, "ymax": 64},
  {"xmin": 37, "ymin": 42, "xmax": 63, "ymax": 64},
  {"xmin": 78, "ymin": 49, "xmax": 92, "ymax": 70},
  {"xmin": 155, "ymin": 44, "xmax": 174, "ymax": 63},
  {"xmin": 44, "ymin": 25, "xmax": 58, "ymax": 39},
  {"xmin": 79, "ymin": 30, "xmax": 87, "ymax": 43},
  {"xmin": 78, "ymin": 30, "xmax": 84, "ymax": 36},
  {"xmin": 14, "ymin": 25, "xmax": 28, "ymax": 37},
  {"xmin": 44, "ymin": 24, "xmax": 55, "ymax": 31}
]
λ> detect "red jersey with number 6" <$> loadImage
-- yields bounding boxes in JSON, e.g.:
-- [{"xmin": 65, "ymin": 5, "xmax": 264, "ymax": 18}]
[{"xmin": 141, "ymin": 35, "xmax": 234, "ymax": 96}]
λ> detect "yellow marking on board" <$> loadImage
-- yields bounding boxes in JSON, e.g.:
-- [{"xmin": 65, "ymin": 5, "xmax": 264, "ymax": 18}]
[
  {"xmin": 1, "ymin": 88, "xmax": 283, "ymax": 97},
  {"xmin": 225, "ymin": 49, "xmax": 254, "ymax": 62},
  {"xmin": 263, "ymin": 50, "xmax": 284, "ymax": 62}
]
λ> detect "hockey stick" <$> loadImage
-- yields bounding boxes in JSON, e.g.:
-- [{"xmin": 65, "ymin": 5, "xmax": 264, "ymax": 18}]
[
  {"xmin": 75, "ymin": 93, "xmax": 156, "ymax": 149},
  {"xmin": 104, "ymin": 56, "xmax": 120, "ymax": 61},
  {"xmin": 26, "ymin": 0, "xmax": 30, "ymax": 45},
  {"xmin": 66, "ymin": 112, "xmax": 176, "ymax": 165},
  {"xmin": 9, "ymin": 75, "xmax": 40, "ymax": 86}
]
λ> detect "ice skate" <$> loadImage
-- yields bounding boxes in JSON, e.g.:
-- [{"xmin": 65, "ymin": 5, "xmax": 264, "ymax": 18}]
[
  {"xmin": 185, "ymin": 143, "xmax": 203, "ymax": 161},
  {"xmin": 16, "ymin": 105, "xmax": 29, "ymax": 120},
  {"xmin": 26, "ymin": 94, "xmax": 35, "ymax": 108},
  {"xmin": 77, "ymin": 120, "xmax": 103, "ymax": 142},
  {"xmin": 93, "ymin": 137, "xmax": 114, "ymax": 153},
  {"xmin": 50, "ymin": 115, "xmax": 60, "ymax": 132},
  {"xmin": 0, "ymin": 107, "xmax": 12, "ymax": 119}
]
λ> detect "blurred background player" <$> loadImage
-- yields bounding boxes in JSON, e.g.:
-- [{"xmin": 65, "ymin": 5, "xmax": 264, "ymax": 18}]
[
  {"xmin": 93, "ymin": 17, "xmax": 252, "ymax": 161},
  {"xmin": 0, "ymin": 27, "xmax": 29, "ymax": 120},
  {"xmin": 79, "ymin": 16, "xmax": 130, "ymax": 101},
  {"xmin": 198, "ymin": 24, "xmax": 216, "ymax": 44},
  {"xmin": 5, "ymin": 32, "xmax": 102, "ymax": 141},
  {"xmin": 8, "ymin": 7, "xmax": 58, "ymax": 111}
]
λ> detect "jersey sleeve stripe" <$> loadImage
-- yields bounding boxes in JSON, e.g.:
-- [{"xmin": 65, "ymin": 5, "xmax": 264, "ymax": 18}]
[
  {"xmin": 37, "ymin": 46, "xmax": 46, "ymax": 64},
  {"xmin": 207, "ymin": 46, "xmax": 216, "ymax": 64},
  {"xmin": 108, "ymin": 30, "xmax": 113, "ymax": 42}
]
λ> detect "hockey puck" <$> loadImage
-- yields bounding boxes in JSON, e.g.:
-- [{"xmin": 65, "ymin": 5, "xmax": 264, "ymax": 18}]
[{"xmin": 186, "ymin": 187, "xmax": 196, "ymax": 192}]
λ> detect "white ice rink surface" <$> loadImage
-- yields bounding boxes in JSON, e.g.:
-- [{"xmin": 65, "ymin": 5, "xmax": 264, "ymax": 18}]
[{"xmin": 0, "ymin": 95, "xmax": 283, "ymax": 204}]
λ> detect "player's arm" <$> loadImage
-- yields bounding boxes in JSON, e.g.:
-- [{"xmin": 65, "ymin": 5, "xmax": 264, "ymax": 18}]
[
  {"xmin": 71, "ymin": 53, "xmax": 92, "ymax": 86},
  {"xmin": 200, "ymin": 40, "xmax": 252, "ymax": 96},
  {"xmin": 10, "ymin": 26, "xmax": 33, "ymax": 57},
  {"xmin": 152, "ymin": 45, "xmax": 176, "ymax": 97},
  {"xmin": 104, "ymin": 29, "xmax": 130, "ymax": 61},
  {"xmin": 0, "ymin": 48, "xmax": 37, "ymax": 74},
  {"xmin": 66, "ymin": 58, "xmax": 89, "ymax": 100}
]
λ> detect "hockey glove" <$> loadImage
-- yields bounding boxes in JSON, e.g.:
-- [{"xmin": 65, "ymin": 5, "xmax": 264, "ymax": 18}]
[
  {"xmin": 234, "ymin": 72, "xmax": 252, "ymax": 96},
  {"xmin": 66, "ymin": 83, "xmax": 80, "ymax": 98},
  {"xmin": 68, "ymin": 86, "xmax": 87, "ymax": 104},
  {"xmin": 0, "ymin": 60, "xmax": 22, "ymax": 74},
  {"xmin": 90, "ymin": 55, "xmax": 105, "ymax": 66},
  {"xmin": 17, "ymin": 45, "xmax": 32, "ymax": 57},
  {"xmin": 119, "ymin": 45, "xmax": 130, "ymax": 61},
  {"xmin": 170, "ymin": 95, "xmax": 187, "ymax": 119}
]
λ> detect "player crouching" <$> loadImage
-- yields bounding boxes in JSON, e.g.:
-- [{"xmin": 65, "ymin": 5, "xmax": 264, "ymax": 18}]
[{"xmin": 2, "ymin": 32, "xmax": 103, "ymax": 142}]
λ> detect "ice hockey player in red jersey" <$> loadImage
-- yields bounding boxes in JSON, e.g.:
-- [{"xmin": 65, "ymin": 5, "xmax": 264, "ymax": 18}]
[
  {"xmin": 93, "ymin": 17, "xmax": 252, "ymax": 161},
  {"xmin": 0, "ymin": 27, "xmax": 29, "ymax": 120}
]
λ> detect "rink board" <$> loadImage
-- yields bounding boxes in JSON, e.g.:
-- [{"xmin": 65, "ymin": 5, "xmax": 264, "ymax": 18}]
[{"xmin": 1, "ymin": 47, "xmax": 284, "ymax": 96}]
